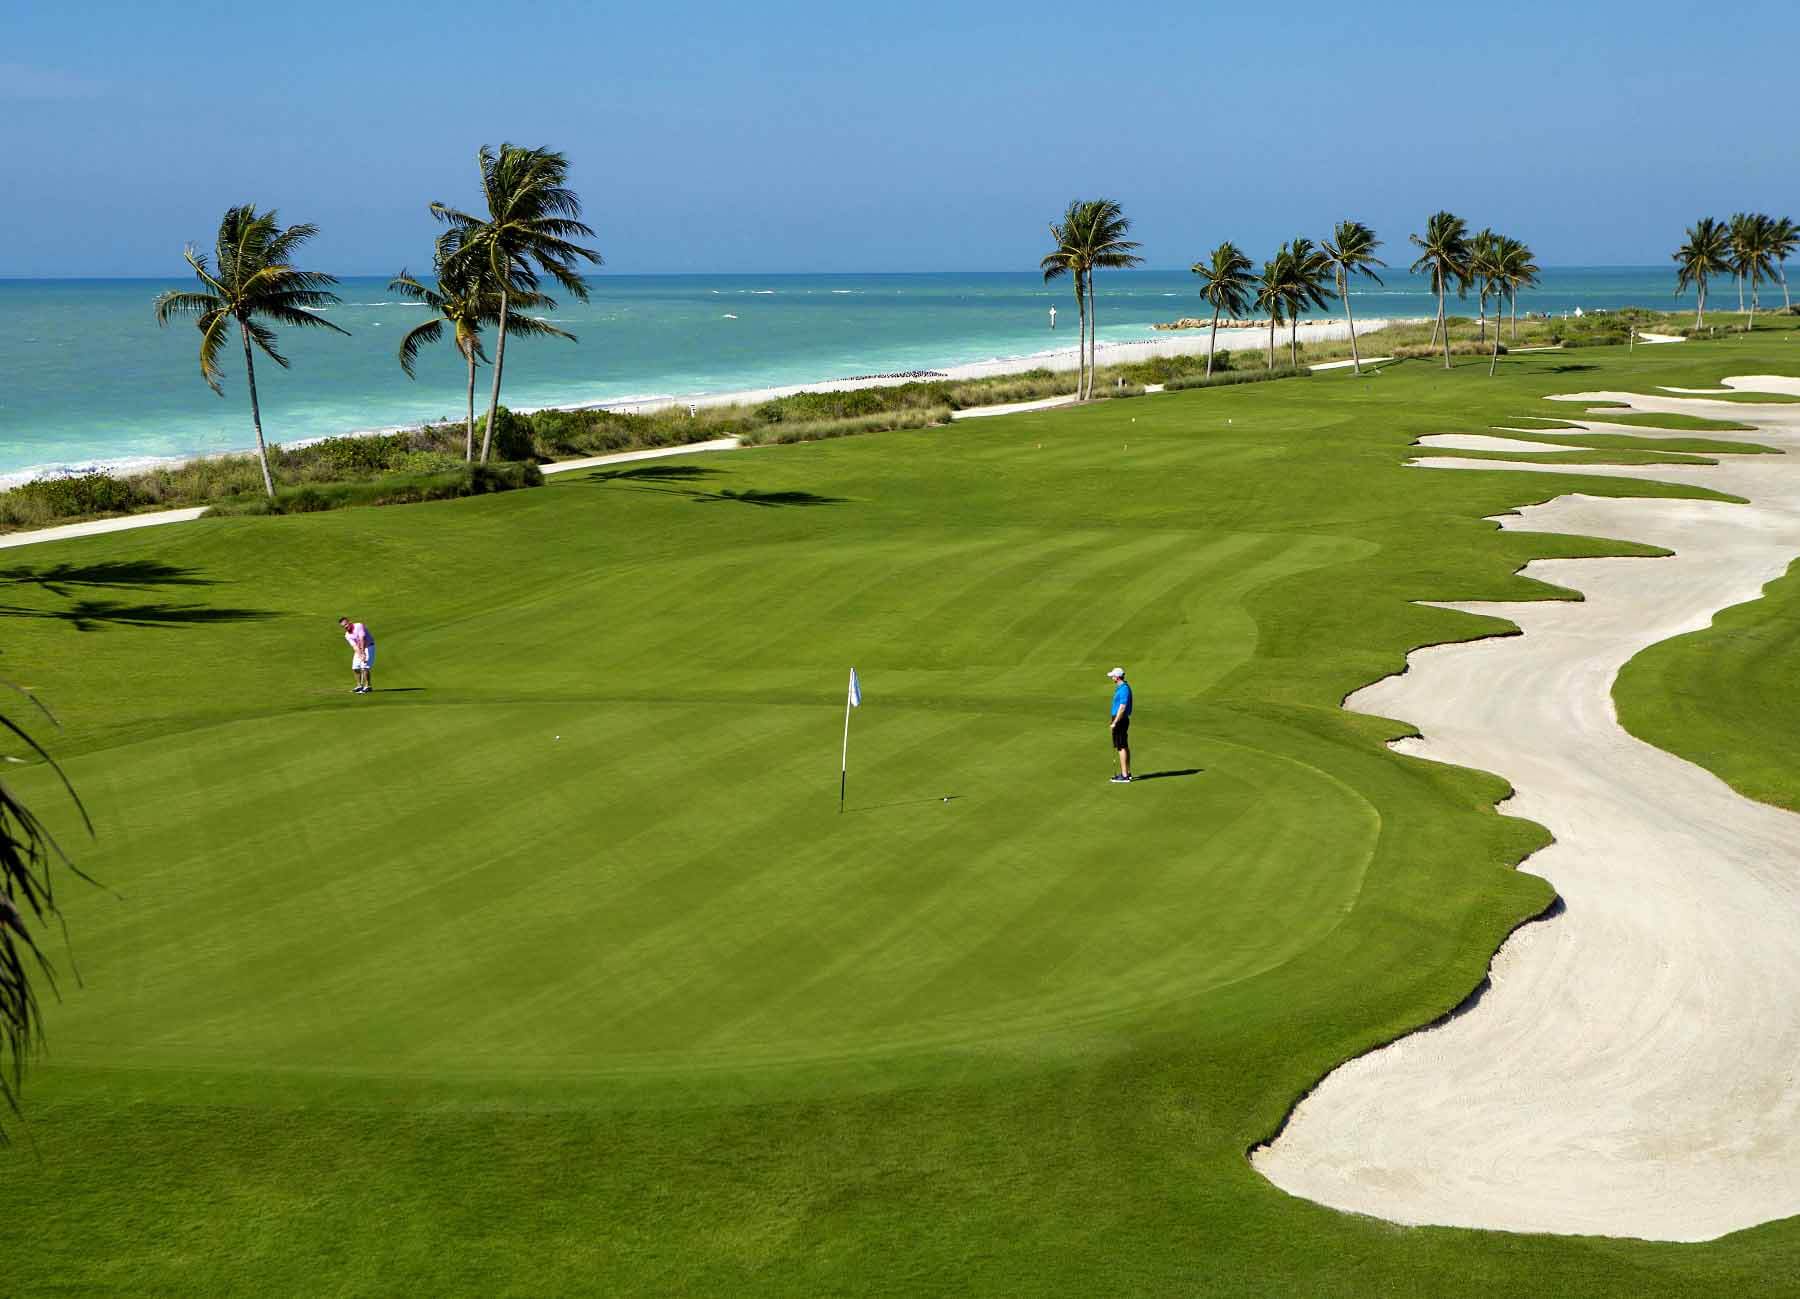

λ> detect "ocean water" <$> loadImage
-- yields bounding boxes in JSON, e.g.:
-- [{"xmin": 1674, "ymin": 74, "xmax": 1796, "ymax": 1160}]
[{"xmin": 0, "ymin": 267, "xmax": 1705, "ymax": 476}]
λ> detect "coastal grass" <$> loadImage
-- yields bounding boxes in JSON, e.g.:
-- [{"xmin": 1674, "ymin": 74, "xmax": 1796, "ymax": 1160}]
[{"xmin": 2, "ymin": 328, "xmax": 1799, "ymax": 1294}]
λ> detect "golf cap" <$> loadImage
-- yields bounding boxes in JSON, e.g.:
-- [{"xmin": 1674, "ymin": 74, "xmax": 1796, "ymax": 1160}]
[{"xmin": 1107, "ymin": 667, "xmax": 1126, "ymax": 679}]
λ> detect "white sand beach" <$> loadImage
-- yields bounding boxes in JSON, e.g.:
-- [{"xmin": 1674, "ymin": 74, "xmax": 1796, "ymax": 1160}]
[{"xmin": 1254, "ymin": 376, "xmax": 1800, "ymax": 1241}]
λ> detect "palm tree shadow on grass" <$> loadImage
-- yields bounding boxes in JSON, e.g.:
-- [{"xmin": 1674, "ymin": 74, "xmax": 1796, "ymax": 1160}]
[
  {"xmin": 0, "ymin": 561, "xmax": 274, "ymax": 632},
  {"xmin": 585, "ymin": 464, "xmax": 846, "ymax": 507}
]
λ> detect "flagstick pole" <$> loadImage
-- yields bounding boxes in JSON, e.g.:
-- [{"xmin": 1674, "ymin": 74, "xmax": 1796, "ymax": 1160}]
[{"xmin": 839, "ymin": 692, "xmax": 852, "ymax": 814}]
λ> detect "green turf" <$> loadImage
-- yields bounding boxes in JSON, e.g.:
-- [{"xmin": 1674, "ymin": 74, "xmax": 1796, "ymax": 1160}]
[
  {"xmin": 1615, "ymin": 556, "xmax": 1800, "ymax": 815},
  {"xmin": 3, "ymin": 330, "xmax": 1799, "ymax": 1295}
]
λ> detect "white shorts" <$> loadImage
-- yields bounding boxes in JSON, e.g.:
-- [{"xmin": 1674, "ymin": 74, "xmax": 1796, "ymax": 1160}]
[{"xmin": 352, "ymin": 648, "xmax": 374, "ymax": 670}]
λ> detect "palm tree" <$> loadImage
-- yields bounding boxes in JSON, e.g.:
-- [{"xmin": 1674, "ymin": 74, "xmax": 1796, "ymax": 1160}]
[
  {"xmin": 1734, "ymin": 213, "xmax": 1777, "ymax": 331},
  {"xmin": 1276, "ymin": 238, "xmax": 1334, "ymax": 366},
  {"xmin": 1254, "ymin": 254, "xmax": 1287, "ymax": 370},
  {"xmin": 1042, "ymin": 202, "xmax": 1091, "ymax": 399},
  {"xmin": 1410, "ymin": 211, "xmax": 1470, "ymax": 369},
  {"xmin": 390, "ymin": 235, "xmax": 573, "ymax": 462},
  {"xmin": 1075, "ymin": 199, "xmax": 1144, "ymax": 398},
  {"xmin": 1674, "ymin": 217, "xmax": 1733, "ymax": 330},
  {"xmin": 1469, "ymin": 229, "xmax": 1501, "ymax": 340},
  {"xmin": 1499, "ymin": 236, "xmax": 1540, "ymax": 340},
  {"xmin": 1768, "ymin": 215, "xmax": 1797, "ymax": 312},
  {"xmin": 1190, "ymin": 242, "xmax": 1255, "ymax": 377},
  {"xmin": 433, "ymin": 145, "xmax": 602, "ymax": 462},
  {"xmin": 1728, "ymin": 212, "xmax": 1756, "ymax": 313},
  {"xmin": 1468, "ymin": 236, "xmax": 1510, "ymax": 376},
  {"xmin": 1320, "ymin": 221, "xmax": 1386, "ymax": 374},
  {"xmin": 153, "ymin": 206, "xmax": 348, "ymax": 497}
]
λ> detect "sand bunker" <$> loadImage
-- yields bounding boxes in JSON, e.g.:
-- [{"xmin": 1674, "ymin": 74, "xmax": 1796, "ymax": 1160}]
[{"xmin": 1254, "ymin": 376, "xmax": 1800, "ymax": 1241}]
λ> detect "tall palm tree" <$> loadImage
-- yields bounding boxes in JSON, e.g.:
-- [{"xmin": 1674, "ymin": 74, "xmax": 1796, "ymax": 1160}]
[
  {"xmin": 390, "ymin": 235, "xmax": 573, "ymax": 462},
  {"xmin": 1768, "ymin": 215, "xmax": 1797, "ymax": 312},
  {"xmin": 1674, "ymin": 217, "xmax": 1733, "ymax": 330},
  {"xmin": 1734, "ymin": 213, "xmax": 1777, "ymax": 331},
  {"xmin": 1276, "ymin": 238, "xmax": 1334, "ymax": 366},
  {"xmin": 1254, "ymin": 254, "xmax": 1287, "ymax": 370},
  {"xmin": 1467, "ymin": 236, "xmax": 1509, "ymax": 376},
  {"xmin": 153, "ymin": 206, "xmax": 348, "ymax": 496},
  {"xmin": 1468, "ymin": 228, "xmax": 1501, "ymax": 340},
  {"xmin": 433, "ymin": 144, "xmax": 601, "ymax": 462},
  {"xmin": 1410, "ymin": 211, "xmax": 1470, "ymax": 369},
  {"xmin": 1499, "ymin": 236, "xmax": 1540, "ymax": 340},
  {"xmin": 1190, "ymin": 241, "xmax": 1255, "ymax": 377},
  {"xmin": 1728, "ymin": 212, "xmax": 1756, "ymax": 313},
  {"xmin": 1075, "ymin": 199, "xmax": 1144, "ymax": 398},
  {"xmin": 1320, "ymin": 220, "xmax": 1386, "ymax": 374},
  {"xmin": 1041, "ymin": 202, "xmax": 1091, "ymax": 399}
]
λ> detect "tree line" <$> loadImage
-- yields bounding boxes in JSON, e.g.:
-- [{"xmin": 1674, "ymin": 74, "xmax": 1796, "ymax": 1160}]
[
  {"xmin": 1673, "ymin": 213, "xmax": 1796, "ymax": 330},
  {"xmin": 155, "ymin": 144, "xmax": 601, "ymax": 497}
]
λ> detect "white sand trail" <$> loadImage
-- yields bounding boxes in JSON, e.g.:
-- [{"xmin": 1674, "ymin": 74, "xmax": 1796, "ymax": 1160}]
[{"xmin": 1254, "ymin": 375, "xmax": 1800, "ymax": 1241}]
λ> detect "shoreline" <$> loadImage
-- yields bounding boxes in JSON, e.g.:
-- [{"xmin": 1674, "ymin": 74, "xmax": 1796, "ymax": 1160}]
[{"xmin": 0, "ymin": 318, "xmax": 1404, "ymax": 489}]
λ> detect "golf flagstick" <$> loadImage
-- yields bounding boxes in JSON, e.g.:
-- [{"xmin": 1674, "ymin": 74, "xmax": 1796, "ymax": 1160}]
[{"xmin": 840, "ymin": 667, "xmax": 861, "ymax": 813}]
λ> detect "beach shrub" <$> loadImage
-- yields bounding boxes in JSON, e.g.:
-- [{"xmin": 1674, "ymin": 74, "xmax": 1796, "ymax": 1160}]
[
  {"xmin": 1164, "ymin": 366, "xmax": 1311, "ymax": 391},
  {"xmin": 1392, "ymin": 341, "xmax": 1508, "ymax": 359},
  {"xmin": 0, "ymin": 473, "xmax": 142, "ymax": 525},
  {"xmin": 203, "ymin": 462, "xmax": 542, "ymax": 520},
  {"xmin": 472, "ymin": 408, "xmax": 536, "ymax": 462},
  {"xmin": 739, "ymin": 407, "xmax": 951, "ymax": 446}
]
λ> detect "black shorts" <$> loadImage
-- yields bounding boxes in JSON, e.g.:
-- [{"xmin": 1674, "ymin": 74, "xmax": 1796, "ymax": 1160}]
[{"xmin": 1111, "ymin": 717, "xmax": 1131, "ymax": 750}]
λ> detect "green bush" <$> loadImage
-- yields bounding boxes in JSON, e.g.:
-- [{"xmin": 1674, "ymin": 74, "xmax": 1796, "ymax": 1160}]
[
  {"xmin": 205, "ymin": 462, "xmax": 542, "ymax": 520},
  {"xmin": 0, "ymin": 473, "xmax": 141, "ymax": 524},
  {"xmin": 473, "ymin": 407, "xmax": 536, "ymax": 461},
  {"xmin": 739, "ymin": 407, "xmax": 951, "ymax": 446},
  {"xmin": 1164, "ymin": 366, "xmax": 1311, "ymax": 391}
]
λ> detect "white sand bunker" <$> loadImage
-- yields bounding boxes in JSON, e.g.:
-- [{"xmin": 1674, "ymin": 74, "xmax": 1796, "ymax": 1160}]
[
  {"xmin": 1254, "ymin": 376, "xmax": 1800, "ymax": 1241},
  {"xmin": 1414, "ymin": 433, "xmax": 1575, "ymax": 454}
]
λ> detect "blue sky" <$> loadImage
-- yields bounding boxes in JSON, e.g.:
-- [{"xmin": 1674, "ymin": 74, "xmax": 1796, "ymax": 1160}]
[{"xmin": 2, "ymin": 0, "xmax": 1795, "ymax": 275}]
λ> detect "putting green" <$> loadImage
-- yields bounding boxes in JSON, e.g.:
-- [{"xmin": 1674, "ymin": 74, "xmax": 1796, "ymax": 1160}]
[{"xmin": 7, "ymin": 328, "xmax": 1800, "ymax": 1295}]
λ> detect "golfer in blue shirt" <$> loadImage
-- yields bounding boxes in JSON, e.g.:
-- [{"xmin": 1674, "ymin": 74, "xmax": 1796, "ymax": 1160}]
[{"xmin": 1107, "ymin": 667, "xmax": 1133, "ymax": 783}]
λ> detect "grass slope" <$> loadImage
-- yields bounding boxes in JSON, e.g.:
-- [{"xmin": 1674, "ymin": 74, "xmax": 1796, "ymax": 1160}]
[{"xmin": 2, "ymin": 329, "xmax": 1799, "ymax": 1295}]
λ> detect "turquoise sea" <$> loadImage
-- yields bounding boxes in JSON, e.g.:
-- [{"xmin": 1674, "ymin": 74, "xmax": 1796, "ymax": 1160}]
[{"xmin": 0, "ymin": 267, "xmax": 1714, "ymax": 477}]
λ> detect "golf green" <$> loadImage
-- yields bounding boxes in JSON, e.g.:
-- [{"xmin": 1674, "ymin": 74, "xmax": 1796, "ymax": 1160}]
[{"xmin": 5, "ymin": 329, "xmax": 1799, "ymax": 1295}]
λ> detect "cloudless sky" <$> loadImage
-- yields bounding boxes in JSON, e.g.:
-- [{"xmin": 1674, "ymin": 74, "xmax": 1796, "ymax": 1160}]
[{"xmin": 2, "ymin": 0, "xmax": 1796, "ymax": 275}]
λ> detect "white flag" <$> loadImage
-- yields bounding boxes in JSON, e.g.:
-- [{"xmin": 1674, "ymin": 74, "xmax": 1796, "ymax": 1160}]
[{"xmin": 848, "ymin": 667, "xmax": 862, "ymax": 708}]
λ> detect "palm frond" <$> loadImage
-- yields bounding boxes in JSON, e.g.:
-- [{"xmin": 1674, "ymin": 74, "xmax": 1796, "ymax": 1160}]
[{"xmin": 396, "ymin": 319, "xmax": 444, "ymax": 379}]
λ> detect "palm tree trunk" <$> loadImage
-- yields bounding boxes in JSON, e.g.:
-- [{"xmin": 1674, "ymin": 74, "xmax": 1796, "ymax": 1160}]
[
  {"xmin": 1266, "ymin": 316, "xmax": 1276, "ymax": 370},
  {"xmin": 239, "ymin": 320, "xmax": 276, "ymax": 498},
  {"xmin": 1697, "ymin": 276, "xmax": 1706, "ymax": 331},
  {"xmin": 1288, "ymin": 316, "xmax": 1298, "ymax": 367},
  {"xmin": 1429, "ymin": 273, "xmax": 1442, "ymax": 347},
  {"xmin": 1748, "ymin": 279, "xmax": 1757, "ymax": 332},
  {"xmin": 464, "ymin": 348, "xmax": 478, "ymax": 462},
  {"xmin": 1438, "ymin": 278, "xmax": 1451, "ymax": 370},
  {"xmin": 1489, "ymin": 290, "xmax": 1502, "ymax": 376},
  {"xmin": 1478, "ymin": 288, "xmax": 1486, "ymax": 342},
  {"xmin": 1207, "ymin": 306, "xmax": 1221, "ymax": 378},
  {"xmin": 1511, "ymin": 289, "xmax": 1519, "ymax": 341},
  {"xmin": 1085, "ymin": 270, "xmax": 1097, "ymax": 400},
  {"xmin": 1737, "ymin": 271, "xmax": 1744, "ymax": 313},
  {"xmin": 1782, "ymin": 265, "xmax": 1792, "ymax": 311},
  {"xmin": 481, "ymin": 286, "xmax": 511, "ymax": 463},
  {"xmin": 1343, "ymin": 271, "xmax": 1362, "ymax": 375}
]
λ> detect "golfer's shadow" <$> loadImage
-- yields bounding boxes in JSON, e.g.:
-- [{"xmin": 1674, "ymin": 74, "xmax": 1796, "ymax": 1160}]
[{"xmin": 1131, "ymin": 768, "xmax": 1202, "ymax": 781}]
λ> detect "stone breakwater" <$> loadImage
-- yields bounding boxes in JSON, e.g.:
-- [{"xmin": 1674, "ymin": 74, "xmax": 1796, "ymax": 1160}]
[{"xmin": 1155, "ymin": 316, "xmax": 1345, "ymax": 332}]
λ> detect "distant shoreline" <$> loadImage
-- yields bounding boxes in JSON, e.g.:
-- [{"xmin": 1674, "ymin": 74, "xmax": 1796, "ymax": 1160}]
[{"xmin": 1, "ymin": 317, "xmax": 1406, "ymax": 488}]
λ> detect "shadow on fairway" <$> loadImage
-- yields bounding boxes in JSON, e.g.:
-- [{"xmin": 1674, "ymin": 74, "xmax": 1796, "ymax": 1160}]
[
  {"xmin": 847, "ymin": 795, "xmax": 963, "ymax": 812},
  {"xmin": 1546, "ymin": 364, "xmax": 1599, "ymax": 374},
  {"xmin": 0, "ymin": 560, "xmax": 275, "ymax": 632},
  {"xmin": 586, "ymin": 464, "xmax": 845, "ymax": 508},
  {"xmin": 1131, "ymin": 769, "xmax": 1203, "ymax": 781}
]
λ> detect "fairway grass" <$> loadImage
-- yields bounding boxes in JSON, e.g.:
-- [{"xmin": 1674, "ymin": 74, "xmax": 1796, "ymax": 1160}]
[{"xmin": 4, "ymin": 329, "xmax": 1800, "ymax": 1294}]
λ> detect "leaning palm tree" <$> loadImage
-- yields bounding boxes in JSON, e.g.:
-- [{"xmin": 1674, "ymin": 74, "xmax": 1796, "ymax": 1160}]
[
  {"xmin": 1410, "ymin": 211, "xmax": 1470, "ymax": 369},
  {"xmin": 1190, "ymin": 241, "xmax": 1256, "ymax": 377},
  {"xmin": 1276, "ymin": 238, "xmax": 1334, "ymax": 366},
  {"xmin": 1320, "ymin": 221, "xmax": 1386, "ymax": 374},
  {"xmin": 153, "ymin": 206, "xmax": 348, "ymax": 496},
  {"xmin": 1041, "ymin": 203, "xmax": 1092, "ymax": 399},
  {"xmin": 1768, "ymin": 215, "xmax": 1797, "ymax": 312},
  {"xmin": 390, "ymin": 236, "xmax": 573, "ymax": 462},
  {"xmin": 1254, "ymin": 254, "xmax": 1288, "ymax": 370},
  {"xmin": 1075, "ymin": 199, "xmax": 1144, "ymax": 398},
  {"xmin": 1498, "ymin": 236, "xmax": 1540, "ymax": 340},
  {"xmin": 1674, "ymin": 217, "xmax": 1733, "ymax": 330},
  {"xmin": 1467, "ymin": 236, "xmax": 1510, "ymax": 376},
  {"xmin": 433, "ymin": 144, "xmax": 602, "ymax": 462}
]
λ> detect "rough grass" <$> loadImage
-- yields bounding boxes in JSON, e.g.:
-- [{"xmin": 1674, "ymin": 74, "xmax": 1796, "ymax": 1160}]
[{"xmin": 2, "ymin": 323, "xmax": 1800, "ymax": 1296}]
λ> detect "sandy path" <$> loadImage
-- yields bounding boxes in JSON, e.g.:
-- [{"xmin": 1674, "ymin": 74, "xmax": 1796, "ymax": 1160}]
[{"xmin": 1253, "ymin": 375, "xmax": 1800, "ymax": 1241}]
